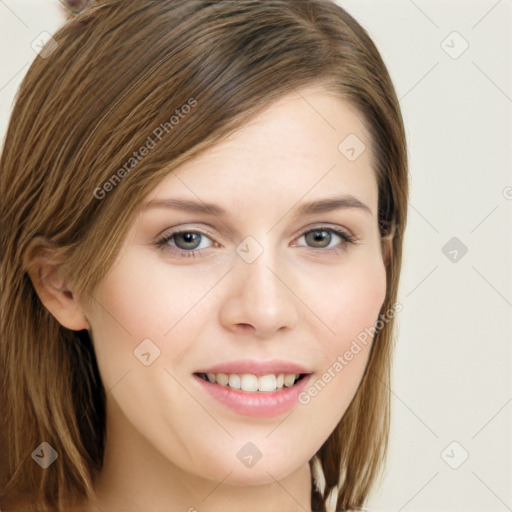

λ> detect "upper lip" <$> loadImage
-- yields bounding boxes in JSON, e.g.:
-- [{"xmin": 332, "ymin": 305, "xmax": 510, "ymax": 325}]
[{"xmin": 196, "ymin": 359, "xmax": 311, "ymax": 376}]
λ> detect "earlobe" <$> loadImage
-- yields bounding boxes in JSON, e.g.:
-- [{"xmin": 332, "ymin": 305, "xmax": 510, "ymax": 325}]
[{"xmin": 26, "ymin": 255, "xmax": 90, "ymax": 332}]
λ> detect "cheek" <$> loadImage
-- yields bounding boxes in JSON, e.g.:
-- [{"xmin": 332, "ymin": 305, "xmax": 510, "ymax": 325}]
[
  {"xmin": 86, "ymin": 251, "xmax": 225, "ymax": 387},
  {"xmin": 309, "ymin": 254, "xmax": 386, "ymax": 390},
  {"xmin": 310, "ymin": 252, "xmax": 387, "ymax": 346},
  {"xmin": 294, "ymin": 257, "xmax": 386, "ymax": 437},
  {"xmin": 85, "ymin": 257, "xmax": 168, "ymax": 387},
  {"xmin": 90, "ymin": 251, "xmax": 219, "ymax": 338},
  {"xmin": 335, "ymin": 262, "xmax": 386, "ymax": 341}
]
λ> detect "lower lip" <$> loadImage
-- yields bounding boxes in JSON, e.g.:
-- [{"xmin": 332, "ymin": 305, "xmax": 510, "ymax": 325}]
[{"xmin": 193, "ymin": 374, "xmax": 312, "ymax": 418}]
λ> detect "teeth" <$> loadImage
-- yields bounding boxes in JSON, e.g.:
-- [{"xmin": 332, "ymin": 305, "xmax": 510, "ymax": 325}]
[
  {"xmin": 216, "ymin": 373, "xmax": 229, "ymax": 386},
  {"xmin": 240, "ymin": 374, "xmax": 259, "ymax": 392},
  {"xmin": 258, "ymin": 374, "xmax": 276, "ymax": 392},
  {"xmin": 202, "ymin": 372, "xmax": 301, "ymax": 392},
  {"xmin": 228, "ymin": 374, "xmax": 241, "ymax": 390},
  {"xmin": 283, "ymin": 374, "xmax": 297, "ymax": 387}
]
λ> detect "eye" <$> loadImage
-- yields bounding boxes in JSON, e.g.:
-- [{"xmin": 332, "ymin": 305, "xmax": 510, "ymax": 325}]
[
  {"xmin": 154, "ymin": 225, "xmax": 357, "ymax": 259},
  {"xmin": 294, "ymin": 227, "xmax": 357, "ymax": 251},
  {"xmin": 155, "ymin": 230, "xmax": 214, "ymax": 257}
]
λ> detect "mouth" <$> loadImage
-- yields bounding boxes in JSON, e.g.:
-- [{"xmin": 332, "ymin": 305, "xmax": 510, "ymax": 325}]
[{"xmin": 194, "ymin": 372, "xmax": 308, "ymax": 393}]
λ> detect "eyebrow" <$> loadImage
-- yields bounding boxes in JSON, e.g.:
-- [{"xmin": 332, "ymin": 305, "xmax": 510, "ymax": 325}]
[{"xmin": 142, "ymin": 194, "xmax": 372, "ymax": 217}]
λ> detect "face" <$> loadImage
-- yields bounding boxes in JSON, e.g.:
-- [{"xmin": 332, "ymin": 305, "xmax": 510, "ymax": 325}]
[{"xmin": 83, "ymin": 86, "xmax": 387, "ymax": 488}]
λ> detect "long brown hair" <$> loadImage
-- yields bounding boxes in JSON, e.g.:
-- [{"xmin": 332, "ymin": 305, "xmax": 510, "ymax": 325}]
[{"xmin": 0, "ymin": 1, "xmax": 408, "ymax": 510}]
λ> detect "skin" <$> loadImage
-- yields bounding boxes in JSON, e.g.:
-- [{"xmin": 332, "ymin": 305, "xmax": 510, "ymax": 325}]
[{"xmin": 32, "ymin": 85, "xmax": 387, "ymax": 512}]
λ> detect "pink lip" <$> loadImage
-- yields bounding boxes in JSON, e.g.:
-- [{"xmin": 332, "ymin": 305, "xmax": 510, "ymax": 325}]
[
  {"xmin": 194, "ymin": 373, "xmax": 312, "ymax": 418},
  {"xmin": 197, "ymin": 359, "xmax": 311, "ymax": 376}
]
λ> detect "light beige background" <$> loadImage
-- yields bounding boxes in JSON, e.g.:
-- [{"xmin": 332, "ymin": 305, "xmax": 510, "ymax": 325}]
[{"xmin": 1, "ymin": 1, "xmax": 511, "ymax": 511}]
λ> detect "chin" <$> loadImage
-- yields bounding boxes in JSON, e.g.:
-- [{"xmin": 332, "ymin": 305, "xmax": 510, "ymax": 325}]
[{"xmin": 220, "ymin": 466, "xmax": 295, "ymax": 487}]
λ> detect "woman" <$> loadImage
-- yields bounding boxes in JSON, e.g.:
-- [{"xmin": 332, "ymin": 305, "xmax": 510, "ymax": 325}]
[{"xmin": 0, "ymin": 1, "xmax": 408, "ymax": 510}]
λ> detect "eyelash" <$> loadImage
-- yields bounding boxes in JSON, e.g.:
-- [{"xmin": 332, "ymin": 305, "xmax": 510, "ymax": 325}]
[{"xmin": 154, "ymin": 226, "xmax": 359, "ymax": 259}]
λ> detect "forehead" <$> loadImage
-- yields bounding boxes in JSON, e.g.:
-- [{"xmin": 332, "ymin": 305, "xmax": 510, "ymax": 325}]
[{"xmin": 146, "ymin": 87, "xmax": 377, "ymax": 212}]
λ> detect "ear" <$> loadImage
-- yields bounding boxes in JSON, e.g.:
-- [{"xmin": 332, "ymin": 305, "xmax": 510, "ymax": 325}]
[{"xmin": 25, "ymin": 246, "xmax": 90, "ymax": 332}]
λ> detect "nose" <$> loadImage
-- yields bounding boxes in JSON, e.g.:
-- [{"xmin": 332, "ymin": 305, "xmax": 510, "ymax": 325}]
[{"xmin": 218, "ymin": 247, "xmax": 299, "ymax": 339}]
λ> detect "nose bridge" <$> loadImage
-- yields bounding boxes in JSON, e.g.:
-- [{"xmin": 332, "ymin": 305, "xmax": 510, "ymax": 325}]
[
  {"xmin": 236, "ymin": 234, "xmax": 279, "ymax": 290},
  {"xmin": 241, "ymin": 247, "xmax": 278, "ymax": 296},
  {"xmin": 218, "ymin": 236, "xmax": 299, "ymax": 337}
]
